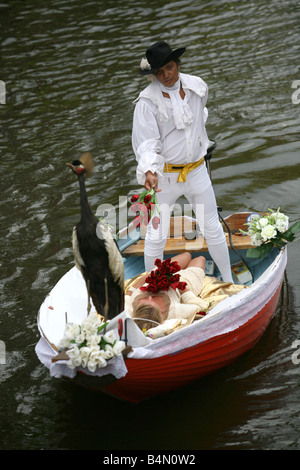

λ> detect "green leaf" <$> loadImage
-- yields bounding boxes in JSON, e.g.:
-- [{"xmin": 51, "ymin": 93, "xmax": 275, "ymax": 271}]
[
  {"xmin": 97, "ymin": 322, "xmax": 108, "ymax": 334},
  {"xmin": 246, "ymin": 243, "xmax": 273, "ymax": 258},
  {"xmin": 283, "ymin": 221, "xmax": 300, "ymax": 241},
  {"xmin": 274, "ymin": 238, "xmax": 287, "ymax": 247},
  {"xmin": 138, "ymin": 189, "xmax": 149, "ymax": 201},
  {"xmin": 99, "ymin": 337, "xmax": 107, "ymax": 350}
]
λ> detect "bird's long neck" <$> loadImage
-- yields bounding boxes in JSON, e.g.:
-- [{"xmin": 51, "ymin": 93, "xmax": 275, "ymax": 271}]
[{"xmin": 78, "ymin": 173, "xmax": 94, "ymax": 222}]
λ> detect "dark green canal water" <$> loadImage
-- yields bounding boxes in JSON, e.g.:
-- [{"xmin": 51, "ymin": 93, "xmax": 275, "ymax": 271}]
[{"xmin": 0, "ymin": 0, "xmax": 299, "ymax": 451}]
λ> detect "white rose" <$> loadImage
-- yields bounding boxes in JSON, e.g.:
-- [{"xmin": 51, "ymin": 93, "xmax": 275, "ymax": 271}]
[
  {"xmin": 276, "ymin": 219, "xmax": 288, "ymax": 233},
  {"xmin": 79, "ymin": 346, "xmax": 92, "ymax": 368},
  {"xmin": 81, "ymin": 313, "xmax": 102, "ymax": 335},
  {"xmin": 59, "ymin": 323, "xmax": 81, "ymax": 348},
  {"xmin": 258, "ymin": 217, "xmax": 269, "ymax": 229},
  {"xmin": 275, "ymin": 211, "xmax": 288, "ymax": 221},
  {"xmin": 81, "ymin": 320, "xmax": 97, "ymax": 334},
  {"xmin": 113, "ymin": 341, "xmax": 126, "ymax": 356},
  {"xmin": 251, "ymin": 233, "xmax": 263, "ymax": 246},
  {"xmin": 59, "ymin": 337, "xmax": 71, "ymax": 349},
  {"xmin": 86, "ymin": 334, "xmax": 101, "ymax": 348},
  {"xmin": 87, "ymin": 346, "xmax": 106, "ymax": 372},
  {"xmin": 103, "ymin": 344, "xmax": 115, "ymax": 359},
  {"xmin": 88, "ymin": 349, "xmax": 107, "ymax": 371},
  {"xmin": 103, "ymin": 330, "xmax": 117, "ymax": 344},
  {"xmin": 75, "ymin": 332, "xmax": 86, "ymax": 345},
  {"xmin": 274, "ymin": 213, "xmax": 289, "ymax": 232},
  {"xmin": 66, "ymin": 345, "xmax": 82, "ymax": 369},
  {"xmin": 261, "ymin": 224, "xmax": 277, "ymax": 241},
  {"xmin": 80, "ymin": 326, "xmax": 94, "ymax": 338},
  {"xmin": 86, "ymin": 358, "xmax": 97, "ymax": 373}
]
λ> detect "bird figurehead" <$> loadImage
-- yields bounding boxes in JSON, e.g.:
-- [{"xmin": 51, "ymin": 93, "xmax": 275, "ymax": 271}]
[
  {"xmin": 66, "ymin": 150, "xmax": 125, "ymax": 319},
  {"xmin": 66, "ymin": 152, "xmax": 95, "ymax": 177},
  {"xmin": 66, "ymin": 160, "xmax": 85, "ymax": 175}
]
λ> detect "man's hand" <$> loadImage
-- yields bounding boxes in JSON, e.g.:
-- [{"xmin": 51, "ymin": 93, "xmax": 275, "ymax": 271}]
[{"xmin": 144, "ymin": 171, "xmax": 161, "ymax": 191}]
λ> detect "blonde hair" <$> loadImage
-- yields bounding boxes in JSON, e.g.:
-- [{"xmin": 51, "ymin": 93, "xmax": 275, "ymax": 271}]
[
  {"xmin": 132, "ymin": 291, "xmax": 170, "ymax": 313},
  {"xmin": 132, "ymin": 303, "xmax": 163, "ymax": 331}
]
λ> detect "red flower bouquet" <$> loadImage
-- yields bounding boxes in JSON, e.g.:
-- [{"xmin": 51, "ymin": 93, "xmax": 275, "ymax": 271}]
[
  {"xmin": 140, "ymin": 258, "xmax": 187, "ymax": 293},
  {"xmin": 130, "ymin": 188, "xmax": 160, "ymax": 230}
]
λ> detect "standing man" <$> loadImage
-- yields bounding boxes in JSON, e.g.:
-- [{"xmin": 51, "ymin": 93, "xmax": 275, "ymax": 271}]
[{"xmin": 132, "ymin": 41, "xmax": 233, "ymax": 283}]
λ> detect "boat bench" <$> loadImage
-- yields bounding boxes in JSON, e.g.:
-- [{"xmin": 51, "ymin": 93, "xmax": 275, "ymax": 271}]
[{"xmin": 121, "ymin": 215, "xmax": 253, "ymax": 257}]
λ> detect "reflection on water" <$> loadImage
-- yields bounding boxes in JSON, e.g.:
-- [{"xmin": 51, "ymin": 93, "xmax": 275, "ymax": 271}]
[{"xmin": 0, "ymin": 0, "xmax": 300, "ymax": 450}]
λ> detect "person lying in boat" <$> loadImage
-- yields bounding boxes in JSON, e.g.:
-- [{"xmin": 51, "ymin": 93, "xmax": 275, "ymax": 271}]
[{"xmin": 125, "ymin": 252, "xmax": 208, "ymax": 331}]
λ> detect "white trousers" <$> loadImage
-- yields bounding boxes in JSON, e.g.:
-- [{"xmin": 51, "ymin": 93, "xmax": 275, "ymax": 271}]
[{"xmin": 144, "ymin": 164, "xmax": 233, "ymax": 283}]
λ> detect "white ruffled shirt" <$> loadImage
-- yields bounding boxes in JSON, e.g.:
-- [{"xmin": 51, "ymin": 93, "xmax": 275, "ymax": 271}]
[{"xmin": 132, "ymin": 72, "xmax": 209, "ymax": 185}]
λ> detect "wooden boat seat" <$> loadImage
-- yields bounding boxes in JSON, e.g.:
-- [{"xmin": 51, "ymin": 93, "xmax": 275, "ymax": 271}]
[
  {"xmin": 122, "ymin": 232, "xmax": 252, "ymax": 256},
  {"xmin": 121, "ymin": 214, "xmax": 253, "ymax": 257}
]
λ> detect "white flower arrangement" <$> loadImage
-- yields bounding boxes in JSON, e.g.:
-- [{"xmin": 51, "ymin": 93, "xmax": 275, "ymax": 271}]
[
  {"xmin": 240, "ymin": 208, "xmax": 300, "ymax": 258},
  {"xmin": 59, "ymin": 312, "xmax": 125, "ymax": 372}
]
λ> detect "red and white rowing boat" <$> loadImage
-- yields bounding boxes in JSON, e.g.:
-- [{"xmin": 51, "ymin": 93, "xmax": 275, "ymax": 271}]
[{"xmin": 36, "ymin": 213, "xmax": 287, "ymax": 403}]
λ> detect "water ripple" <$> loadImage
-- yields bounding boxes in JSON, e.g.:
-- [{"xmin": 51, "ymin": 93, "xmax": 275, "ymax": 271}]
[{"xmin": 0, "ymin": 0, "xmax": 300, "ymax": 451}]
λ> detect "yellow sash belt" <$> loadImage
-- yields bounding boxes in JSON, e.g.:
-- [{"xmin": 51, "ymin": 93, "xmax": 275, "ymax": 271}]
[{"xmin": 163, "ymin": 157, "xmax": 205, "ymax": 182}]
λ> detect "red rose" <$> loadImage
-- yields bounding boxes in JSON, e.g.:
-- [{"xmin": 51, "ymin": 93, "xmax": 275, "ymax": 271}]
[
  {"xmin": 157, "ymin": 276, "xmax": 169, "ymax": 290},
  {"xmin": 141, "ymin": 258, "xmax": 187, "ymax": 293},
  {"xmin": 144, "ymin": 280, "xmax": 159, "ymax": 293},
  {"xmin": 143, "ymin": 194, "xmax": 151, "ymax": 204},
  {"xmin": 150, "ymin": 285, "xmax": 159, "ymax": 293},
  {"xmin": 177, "ymin": 281, "xmax": 187, "ymax": 291},
  {"xmin": 148, "ymin": 271, "xmax": 158, "ymax": 280},
  {"xmin": 168, "ymin": 263, "xmax": 179, "ymax": 274},
  {"xmin": 130, "ymin": 194, "xmax": 139, "ymax": 203},
  {"xmin": 160, "ymin": 265, "xmax": 166, "ymax": 275},
  {"xmin": 171, "ymin": 273, "xmax": 180, "ymax": 283}
]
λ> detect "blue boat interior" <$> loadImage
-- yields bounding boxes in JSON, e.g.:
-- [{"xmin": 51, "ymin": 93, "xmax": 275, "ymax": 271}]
[{"xmin": 119, "ymin": 229, "xmax": 280, "ymax": 286}]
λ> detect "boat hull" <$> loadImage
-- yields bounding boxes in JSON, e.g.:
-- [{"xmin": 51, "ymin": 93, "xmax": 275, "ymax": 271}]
[
  {"xmin": 36, "ymin": 213, "xmax": 287, "ymax": 403},
  {"xmin": 88, "ymin": 280, "xmax": 283, "ymax": 403}
]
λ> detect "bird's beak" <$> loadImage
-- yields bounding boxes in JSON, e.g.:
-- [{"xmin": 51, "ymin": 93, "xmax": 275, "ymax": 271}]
[{"xmin": 66, "ymin": 162, "xmax": 76, "ymax": 172}]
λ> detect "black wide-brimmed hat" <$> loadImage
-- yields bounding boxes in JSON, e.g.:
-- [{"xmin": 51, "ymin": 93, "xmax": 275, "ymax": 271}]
[{"xmin": 139, "ymin": 41, "xmax": 186, "ymax": 75}]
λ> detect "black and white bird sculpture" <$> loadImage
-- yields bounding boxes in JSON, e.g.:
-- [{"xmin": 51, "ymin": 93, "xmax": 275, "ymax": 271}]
[{"xmin": 66, "ymin": 152, "xmax": 124, "ymax": 320}]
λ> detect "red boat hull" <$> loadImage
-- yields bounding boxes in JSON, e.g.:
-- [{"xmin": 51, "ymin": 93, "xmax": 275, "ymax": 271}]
[
  {"xmin": 36, "ymin": 214, "xmax": 287, "ymax": 404},
  {"xmin": 102, "ymin": 282, "xmax": 282, "ymax": 403}
]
